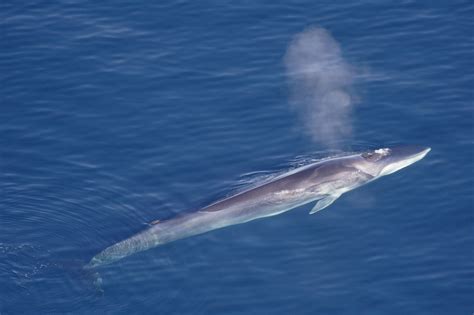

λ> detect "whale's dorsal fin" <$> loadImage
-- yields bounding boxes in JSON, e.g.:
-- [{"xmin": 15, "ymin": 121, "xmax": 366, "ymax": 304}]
[{"xmin": 309, "ymin": 194, "xmax": 340, "ymax": 214}]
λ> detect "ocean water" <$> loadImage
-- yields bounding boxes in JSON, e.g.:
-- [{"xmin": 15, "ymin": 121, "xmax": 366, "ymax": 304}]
[{"xmin": 1, "ymin": 1, "xmax": 473, "ymax": 314}]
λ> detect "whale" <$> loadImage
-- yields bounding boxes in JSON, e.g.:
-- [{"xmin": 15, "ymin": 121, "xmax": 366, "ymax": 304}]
[{"xmin": 86, "ymin": 145, "xmax": 430, "ymax": 268}]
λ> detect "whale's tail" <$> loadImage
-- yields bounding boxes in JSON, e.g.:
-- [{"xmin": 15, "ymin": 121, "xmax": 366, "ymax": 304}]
[
  {"xmin": 80, "ymin": 264, "xmax": 104, "ymax": 294},
  {"xmin": 85, "ymin": 227, "xmax": 158, "ymax": 269},
  {"xmin": 45, "ymin": 258, "xmax": 105, "ymax": 295}
]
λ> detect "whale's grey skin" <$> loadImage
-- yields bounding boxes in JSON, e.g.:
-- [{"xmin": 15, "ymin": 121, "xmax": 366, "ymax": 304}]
[{"xmin": 86, "ymin": 145, "xmax": 430, "ymax": 268}]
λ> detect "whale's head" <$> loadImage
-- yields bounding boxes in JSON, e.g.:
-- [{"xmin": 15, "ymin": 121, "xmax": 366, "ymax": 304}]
[{"xmin": 355, "ymin": 145, "xmax": 431, "ymax": 177}]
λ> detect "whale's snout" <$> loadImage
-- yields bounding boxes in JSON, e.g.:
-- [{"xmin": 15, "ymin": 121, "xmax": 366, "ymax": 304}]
[{"xmin": 379, "ymin": 145, "xmax": 431, "ymax": 176}]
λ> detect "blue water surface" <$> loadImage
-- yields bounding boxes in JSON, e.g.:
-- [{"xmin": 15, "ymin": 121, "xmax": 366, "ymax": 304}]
[{"xmin": 1, "ymin": 1, "xmax": 473, "ymax": 314}]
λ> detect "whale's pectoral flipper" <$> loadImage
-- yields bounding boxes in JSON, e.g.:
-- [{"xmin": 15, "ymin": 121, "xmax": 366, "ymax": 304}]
[{"xmin": 309, "ymin": 194, "xmax": 340, "ymax": 214}]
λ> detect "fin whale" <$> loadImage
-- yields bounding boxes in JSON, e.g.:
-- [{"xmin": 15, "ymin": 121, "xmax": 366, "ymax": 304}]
[{"xmin": 86, "ymin": 145, "xmax": 430, "ymax": 269}]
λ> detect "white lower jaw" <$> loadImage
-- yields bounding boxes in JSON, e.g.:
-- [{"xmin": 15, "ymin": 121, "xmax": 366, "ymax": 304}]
[{"xmin": 380, "ymin": 148, "xmax": 430, "ymax": 176}]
